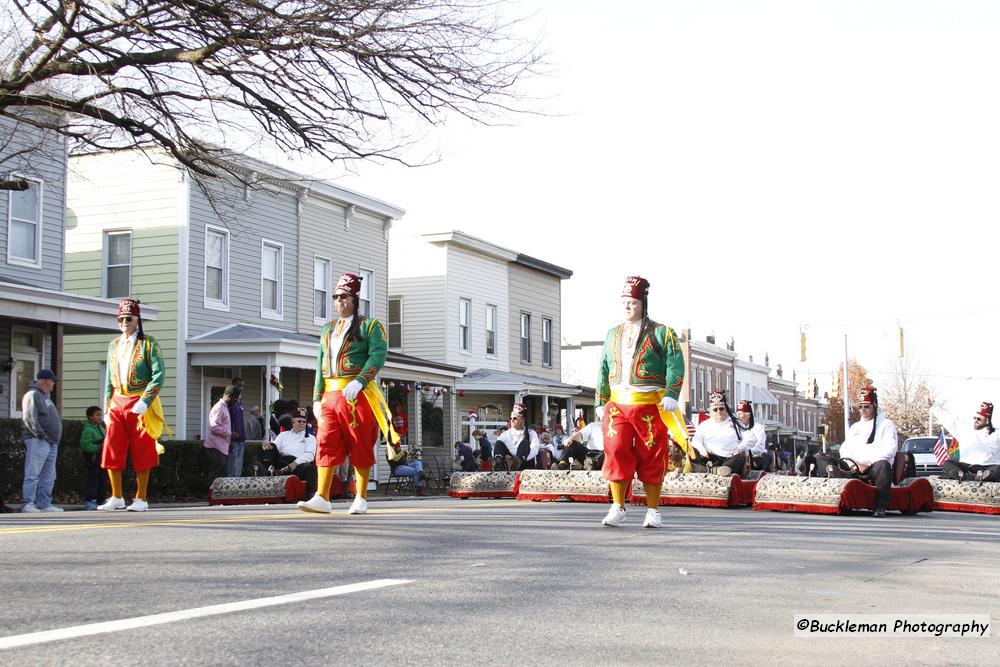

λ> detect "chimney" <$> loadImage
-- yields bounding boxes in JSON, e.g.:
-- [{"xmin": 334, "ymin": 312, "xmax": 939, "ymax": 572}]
[
  {"xmin": 776, "ymin": 364, "xmax": 783, "ymax": 378},
  {"xmin": 727, "ymin": 336, "xmax": 735, "ymax": 352},
  {"xmin": 706, "ymin": 333, "xmax": 716, "ymax": 345}
]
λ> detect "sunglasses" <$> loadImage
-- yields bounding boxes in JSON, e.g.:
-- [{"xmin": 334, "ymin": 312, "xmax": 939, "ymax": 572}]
[
  {"xmin": 292, "ymin": 418, "xmax": 307, "ymax": 424},
  {"xmin": 711, "ymin": 407, "xmax": 726, "ymax": 413},
  {"xmin": 117, "ymin": 316, "xmax": 135, "ymax": 323},
  {"xmin": 333, "ymin": 294, "xmax": 352, "ymax": 301},
  {"xmin": 858, "ymin": 404, "xmax": 874, "ymax": 410}
]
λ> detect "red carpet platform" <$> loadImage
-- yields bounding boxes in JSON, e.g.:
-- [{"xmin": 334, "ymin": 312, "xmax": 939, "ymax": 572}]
[
  {"xmin": 752, "ymin": 475, "xmax": 934, "ymax": 515},
  {"xmin": 447, "ymin": 471, "xmax": 520, "ymax": 498},
  {"xmin": 515, "ymin": 470, "xmax": 610, "ymax": 502},
  {"xmin": 208, "ymin": 475, "xmax": 306, "ymax": 506},
  {"xmin": 630, "ymin": 472, "xmax": 759, "ymax": 508},
  {"xmin": 904, "ymin": 476, "xmax": 1000, "ymax": 515}
]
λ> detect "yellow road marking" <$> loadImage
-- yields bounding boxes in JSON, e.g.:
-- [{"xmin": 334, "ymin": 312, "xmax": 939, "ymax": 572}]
[{"xmin": 0, "ymin": 501, "xmax": 524, "ymax": 536}]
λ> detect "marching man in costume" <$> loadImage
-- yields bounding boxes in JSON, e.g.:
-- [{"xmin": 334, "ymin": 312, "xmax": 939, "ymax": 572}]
[
  {"xmin": 99, "ymin": 298, "xmax": 168, "ymax": 512},
  {"xmin": 596, "ymin": 276, "xmax": 686, "ymax": 528},
  {"xmin": 300, "ymin": 273, "xmax": 399, "ymax": 515}
]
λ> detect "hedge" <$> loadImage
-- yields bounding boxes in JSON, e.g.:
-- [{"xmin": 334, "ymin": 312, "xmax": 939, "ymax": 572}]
[{"xmin": 0, "ymin": 418, "xmax": 266, "ymax": 504}]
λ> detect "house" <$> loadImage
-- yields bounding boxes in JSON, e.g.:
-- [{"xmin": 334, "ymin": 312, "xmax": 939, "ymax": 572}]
[
  {"xmin": 388, "ymin": 231, "xmax": 578, "ymax": 442},
  {"xmin": 61, "ymin": 149, "xmax": 441, "ymax": 449},
  {"xmin": 0, "ymin": 114, "xmax": 146, "ymax": 419}
]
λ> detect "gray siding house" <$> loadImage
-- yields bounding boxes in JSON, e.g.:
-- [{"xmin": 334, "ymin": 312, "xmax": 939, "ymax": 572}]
[{"xmin": 0, "ymin": 114, "xmax": 137, "ymax": 420}]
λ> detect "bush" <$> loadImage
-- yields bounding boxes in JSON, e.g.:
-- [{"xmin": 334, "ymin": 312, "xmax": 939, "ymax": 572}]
[{"xmin": 0, "ymin": 418, "xmax": 267, "ymax": 504}]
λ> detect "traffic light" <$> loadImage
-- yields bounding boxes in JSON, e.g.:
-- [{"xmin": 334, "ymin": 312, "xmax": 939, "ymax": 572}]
[
  {"xmin": 898, "ymin": 325, "xmax": 904, "ymax": 358},
  {"xmin": 800, "ymin": 331, "xmax": 807, "ymax": 362}
]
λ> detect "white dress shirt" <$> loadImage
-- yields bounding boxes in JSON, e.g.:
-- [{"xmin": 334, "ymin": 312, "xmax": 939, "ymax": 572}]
[
  {"xmin": 692, "ymin": 418, "xmax": 756, "ymax": 458},
  {"xmin": 931, "ymin": 406, "xmax": 1000, "ymax": 466},
  {"xmin": 273, "ymin": 429, "xmax": 317, "ymax": 466},
  {"xmin": 838, "ymin": 412, "xmax": 898, "ymax": 465},
  {"xmin": 496, "ymin": 427, "xmax": 540, "ymax": 461}
]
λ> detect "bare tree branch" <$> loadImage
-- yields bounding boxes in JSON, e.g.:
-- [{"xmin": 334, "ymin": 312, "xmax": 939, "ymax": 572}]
[{"xmin": 0, "ymin": 0, "xmax": 545, "ymax": 189}]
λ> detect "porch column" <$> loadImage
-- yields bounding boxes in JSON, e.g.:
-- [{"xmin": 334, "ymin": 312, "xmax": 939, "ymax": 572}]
[
  {"xmin": 566, "ymin": 396, "xmax": 575, "ymax": 431},
  {"xmin": 412, "ymin": 387, "xmax": 422, "ymax": 450},
  {"xmin": 446, "ymin": 388, "xmax": 457, "ymax": 447},
  {"xmin": 542, "ymin": 394, "xmax": 550, "ymax": 427},
  {"xmin": 265, "ymin": 353, "xmax": 279, "ymax": 433}
]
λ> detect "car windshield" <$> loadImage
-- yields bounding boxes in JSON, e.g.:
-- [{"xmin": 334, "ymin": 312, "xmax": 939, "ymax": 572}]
[{"xmin": 903, "ymin": 438, "xmax": 944, "ymax": 453}]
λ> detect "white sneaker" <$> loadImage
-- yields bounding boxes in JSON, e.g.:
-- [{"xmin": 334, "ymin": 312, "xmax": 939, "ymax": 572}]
[
  {"xmin": 21, "ymin": 503, "xmax": 40, "ymax": 513},
  {"xmin": 126, "ymin": 498, "xmax": 149, "ymax": 512},
  {"xmin": 40, "ymin": 505, "xmax": 64, "ymax": 513},
  {"xmin": 642, "ymin": 509, "xmax": 662, "ymax": 528},
  {"xmin": 601, "ymin": 504, "xmax": 627, "ymax": 527},
  {"xmin": 348, "ymin": 496, "xmax": 368, "ymax": 515},
  {"xmin": 97, "ymin": 496, "xmax": 126, "ymax": 511},
  {"xmin": 297, "ymin": 493, "xmax": 332, "ymax": 514}
]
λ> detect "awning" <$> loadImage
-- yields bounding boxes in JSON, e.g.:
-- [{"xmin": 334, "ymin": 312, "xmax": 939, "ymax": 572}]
[
  {"xmin": 187, "ymin": 323, "xmax": 317, "ymax": 369},
  {"xmin": 752, "ymin": 386, "xmax": 780, "ymax": 406},
  {"xmin": 456, "ymin": 368, "xmax": 583, "ymax": 398},
  {"xmin": 0, "ymin": 280, "xmax": 156, "ymax": 333}
]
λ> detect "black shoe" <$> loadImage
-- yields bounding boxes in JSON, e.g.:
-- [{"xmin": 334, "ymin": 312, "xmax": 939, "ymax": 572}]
[{"xmin": 873, "ymin": 508, "xmax": 887, "ymax": 518}]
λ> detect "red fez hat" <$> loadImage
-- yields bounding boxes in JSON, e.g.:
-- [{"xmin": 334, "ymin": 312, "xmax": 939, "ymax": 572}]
[
  {"xmin": 977, "ymin": 402, "xmax": 993, "ymax": 419},
  {"xmin": 858, "ymin": 386, "xmax": 877, "ymax": 405},
  {"xmin": 621, "ymin": 276, "xmax": 650, "ymax": 300},
  {"xmin": 295, "ymin": 407, "xmax": 308, "ymax": 419},
  {"xmin": 737, "ymin": 400, "xmax": 752, "ymax": 413},
  {"xmin": 709, "ymin": 391, "xmax": 727, "ymax": 408},
  {"xmin": 510, "ymin": 403, "xmax": 527, "ymax": 420},
  {"xmin": 117, "ymin": 298, "xmax": 141, "ymax": 317},
  {"xmin": 538, "ymin": 425, "xmax": 548, "ymax": 434},
  {"xmin": 334, "ymin": 273, "xmax": 362, "ymax": 297}
]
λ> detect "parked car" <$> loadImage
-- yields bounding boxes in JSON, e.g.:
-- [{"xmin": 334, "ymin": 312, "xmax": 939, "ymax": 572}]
[{"xmin": 902, "ymin": 436, "xmax": 953, "ymax": 477}]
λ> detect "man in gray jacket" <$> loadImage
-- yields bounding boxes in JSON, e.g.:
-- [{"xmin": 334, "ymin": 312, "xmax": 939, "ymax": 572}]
[{"xmin": 21, "ymin": 369, "xmax": 63, "ymax": 512}]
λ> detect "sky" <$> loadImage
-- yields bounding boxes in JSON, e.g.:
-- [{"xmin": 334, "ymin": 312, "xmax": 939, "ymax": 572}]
[{"xmin": 281, "ymin": 0, "xmax": 1000, "ymax": 417}]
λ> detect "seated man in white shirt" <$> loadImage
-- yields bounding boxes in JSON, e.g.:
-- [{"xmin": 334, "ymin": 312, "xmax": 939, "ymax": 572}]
[
  {"xmin": 815, "ymin": 386, "xmax": 898, "ymax": 517},
  {"xmin": 560, "ymin": 420, "xmax": 605, "ymax": 471},
  {"xmin": 691, "ymin": 391, "xmax": 756, "ymax": 476},
  {"xmin": 735, "ymin": 400, "xmax": 772, "ymax": 471},
  {"xmin": 259, "ymin": 407, "xmax": 318, "ymax": 496},
  {"xmin": 492, "ymin": 404, "xmax": 540, "ymax": 470},
  {"xmin": 931, "ymin": 401, "xmax": 1000, "ymax": 482}
]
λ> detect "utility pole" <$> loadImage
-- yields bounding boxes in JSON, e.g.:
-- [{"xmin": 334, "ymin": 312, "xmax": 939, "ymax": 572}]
[{"xmin": 843, "ymin": 335, "xmax": 850, "ymax": 441}]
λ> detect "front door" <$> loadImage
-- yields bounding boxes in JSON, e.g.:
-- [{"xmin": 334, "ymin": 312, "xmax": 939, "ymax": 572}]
[{"xmin": 10, "ymin": 352, "xmax": 41, "ymax": 417}]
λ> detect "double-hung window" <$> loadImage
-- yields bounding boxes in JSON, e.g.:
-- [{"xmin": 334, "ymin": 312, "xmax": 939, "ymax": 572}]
[
  {"xmin": 542, "ymin": 318, "xmax": 552, "ymax": 367},
  {"xmin": 205, "ymin": 227, "xmax": 228, "ymax": 308},
  {"xmin": 358, "ymin": 269, "xmax": 374, "ymax": 317},
  {"xmin": 261, "ymin": 241, "xmax": 283, "ymax": 318},
  {"xmin": 520, "ymin": 313, "xmax": 531, "ymax": 363},
  {"xmin": 104, "ymin": 230, "xmax": 132, "ymax": 298},
  {"xmin": 8, "ymin": 177, "xmax": 42, "ymax": 266},
  {"xmin": 459, "ymin": 298, "xmax": 471, "ymax": 353},
  {"xmin": 485, "ymin": 305, "xmax": 497, "ymax": 356},
  {"xmin": 314, "ymin": 257, "xmax": 331, "ymax": 322},
  {"xmin": 388, "ymin": 298, "xmax": 402, "ymax": 350}
]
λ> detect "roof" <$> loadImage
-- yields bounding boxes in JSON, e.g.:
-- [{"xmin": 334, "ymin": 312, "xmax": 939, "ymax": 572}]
[
  {"xmin": 752, "ymin": 386, "xmax": 780, "ymax": 406},
  {"xmin": 189, "ymin": 322, "xmax": 317, "ymax": 344},
  {"xmin": 387, "ymin": 351, "xmax": 465, "ymax": 377},
  {"xmin": 514, "ymin": 253, "xmax": 573, "ymax": 279},
  {"xmin": 420, "ymin": 231, "xmax": 572, "ymax": 278},
  {"xmin": 0, "ymin": 280, "xmax": 156, "ymax": 333},
  {"xmin": 456, "ymin": 368, "xmax": 583, "ymax": 397}
]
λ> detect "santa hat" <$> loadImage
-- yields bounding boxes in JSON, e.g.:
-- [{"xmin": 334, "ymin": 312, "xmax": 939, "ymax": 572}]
[
  {"xmin": 977, "ymin": 402, "xmax": 993, "ymax": 419},
  {"xmin": 621, "ymin": 276, "xmax": 650, "ymax": 300},
  {"xmin": 334, "ymin": 272, "xmax": 362, "ymax": 297},
  {"xmin": 736, "ymin": 400, "xmax": 753, "ymax": 414},
  {"xmin": 117, "ymin": 298, "xmax": 141, "ymax": 318},
  {"xmin": 510, "ymin": 403, "xmax": 527, "ymax": 420},
  {"xmin": 858, "ymin": 386, "xmax": 878, "ymax": 405}
]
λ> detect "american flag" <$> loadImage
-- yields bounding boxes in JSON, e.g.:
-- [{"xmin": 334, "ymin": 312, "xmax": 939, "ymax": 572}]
[
  {"xmin": 685, "ymin": 416, "xmax": 696, "ymax": 439},
  {"xmin": 933, "ymin": 431, "xmax": 949, "ymax": 466}
]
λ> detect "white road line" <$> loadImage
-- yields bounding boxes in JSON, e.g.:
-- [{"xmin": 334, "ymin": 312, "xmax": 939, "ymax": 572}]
[{"xmin": 0, "ymin": 579, "xmax": 411, "ymax": 651}]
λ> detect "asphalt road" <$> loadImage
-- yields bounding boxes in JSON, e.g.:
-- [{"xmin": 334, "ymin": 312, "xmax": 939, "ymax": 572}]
[{"xmin": 1, "ymin": 497, "xmax": 998, "ymax": 666}]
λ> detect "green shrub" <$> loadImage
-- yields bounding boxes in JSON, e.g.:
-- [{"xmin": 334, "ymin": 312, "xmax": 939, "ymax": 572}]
[{"xmin": 0, "ymin": 418, "xmax": 267, "ymax": 504}]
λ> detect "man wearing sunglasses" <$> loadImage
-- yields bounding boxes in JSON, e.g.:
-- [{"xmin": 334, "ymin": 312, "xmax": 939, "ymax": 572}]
[
  {"xmin": 815, "ymin": 386, "xmax": 898, "ymax": 517},
  {"xmin": 99, "ymin": 298, "xmax": 167, "ymax": 512},
  {"xmin": 691, "ymin": 392, "xmax": 756, "ymax": 476},
  {"xmin": 261, "ymin": 407, "xmax": 318, "ymax": 496},
  {"xmin": 930, "ymin": 401, "xmax": 1000, "ymax": 482},
  {"xmin": 595, "ymin": 275, "xmax": 685, "ymax": 528}
]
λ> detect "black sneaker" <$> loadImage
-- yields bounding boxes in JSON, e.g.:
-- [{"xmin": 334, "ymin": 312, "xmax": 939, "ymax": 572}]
[{"xmin": 873, "ymin": 508, "xmax": 887, "ymax": 518}]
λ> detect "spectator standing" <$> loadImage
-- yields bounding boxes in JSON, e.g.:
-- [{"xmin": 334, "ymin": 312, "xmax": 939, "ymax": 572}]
[
  {"xmin": 269, "ymin": 399, "xmax": 288, "ymax": 439},
  {"xmin": 205, "ymin": 386, "xmax": 236, "ymax": 481},
  {"xmin": 21, "ymin": 369, "xmax": 63, "ymax": 513},
  {"xmin": 227, "ymin": 377, "xmax": 247, "ymax": 476},
  {"xmin": 80, "ymin": 405, "xmax": 108, "ymax": 510}
]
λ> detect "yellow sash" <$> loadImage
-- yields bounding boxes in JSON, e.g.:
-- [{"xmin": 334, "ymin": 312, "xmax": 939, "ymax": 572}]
[
  {"xmin": 609, "ymin": 389, "xmax": 693, "ymax": 472},
  {"xmin": 324, "ymin": 377, "xmax": 401, "ymax": 445},
  {"xmin": 117, "ymin": 387, "xmax": 173, "ymax": 454}
]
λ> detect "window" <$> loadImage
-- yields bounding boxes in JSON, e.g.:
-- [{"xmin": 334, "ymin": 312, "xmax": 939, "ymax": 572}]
[
  {"xmin": 313, "ymin": 256, "xmax": 331, "ymax": 321},
  {"xmin": 459, "ymin": 298, "xmax": 471, "ymax": 353},
  {"xmin": 7, "ymin": 177, "xmax": 42, "ymax": 266},
  {"xmin": 358, "ymin": 269, "xmax": 374, "ymax": 317},
  {"xmin": 542, "ymin": 318, "xmax": 552, "ymax": 367},
  {"xmin": 204, "ymin": 227, "xmax": 228, "ymax": 308},
  {"xmin": 261, "ymin": 241, "xmax": 283, "ymax": 318},
  {"xmin": 388, "ymin": 297, "xmax": 402, "ymax": 350},
  {"xmin": 520, "ymin": 313, "xmax": 531, "ymax": 363},
  {"xmin": 698, "ymin": 368, "xmax": 706, "ymax": 408},
  {"xmin": 485, "ymin": 304, "xmax": 497, "ymax": 356},
  {"xmin": 103, "ymin": 230, "xmax": 132, "ymax": 298}
]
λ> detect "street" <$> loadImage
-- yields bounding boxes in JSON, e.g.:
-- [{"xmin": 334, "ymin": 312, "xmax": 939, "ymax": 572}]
[{"xmin": 1, "ymin": 498, "xmax": 997, "ymax": 666}]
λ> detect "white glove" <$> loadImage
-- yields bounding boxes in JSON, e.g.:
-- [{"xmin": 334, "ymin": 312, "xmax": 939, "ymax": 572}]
[
  {"xmin": 594, "ymin": 404, "xmax": 604, "ymax": 420},
  {"xmin": 343, "ymin": 380, "xmax": 363, "ymax": 401},
  {"xmin": 313, "ymin": 401, "xmax": 323, "ymax": 425},
  {"xmin": 130, "ymin": 400, "xmax": 149, "ymax": 416},
  {"xmin": 659, "ymin": 396, "xmax": 679, "ymax": 412}
]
